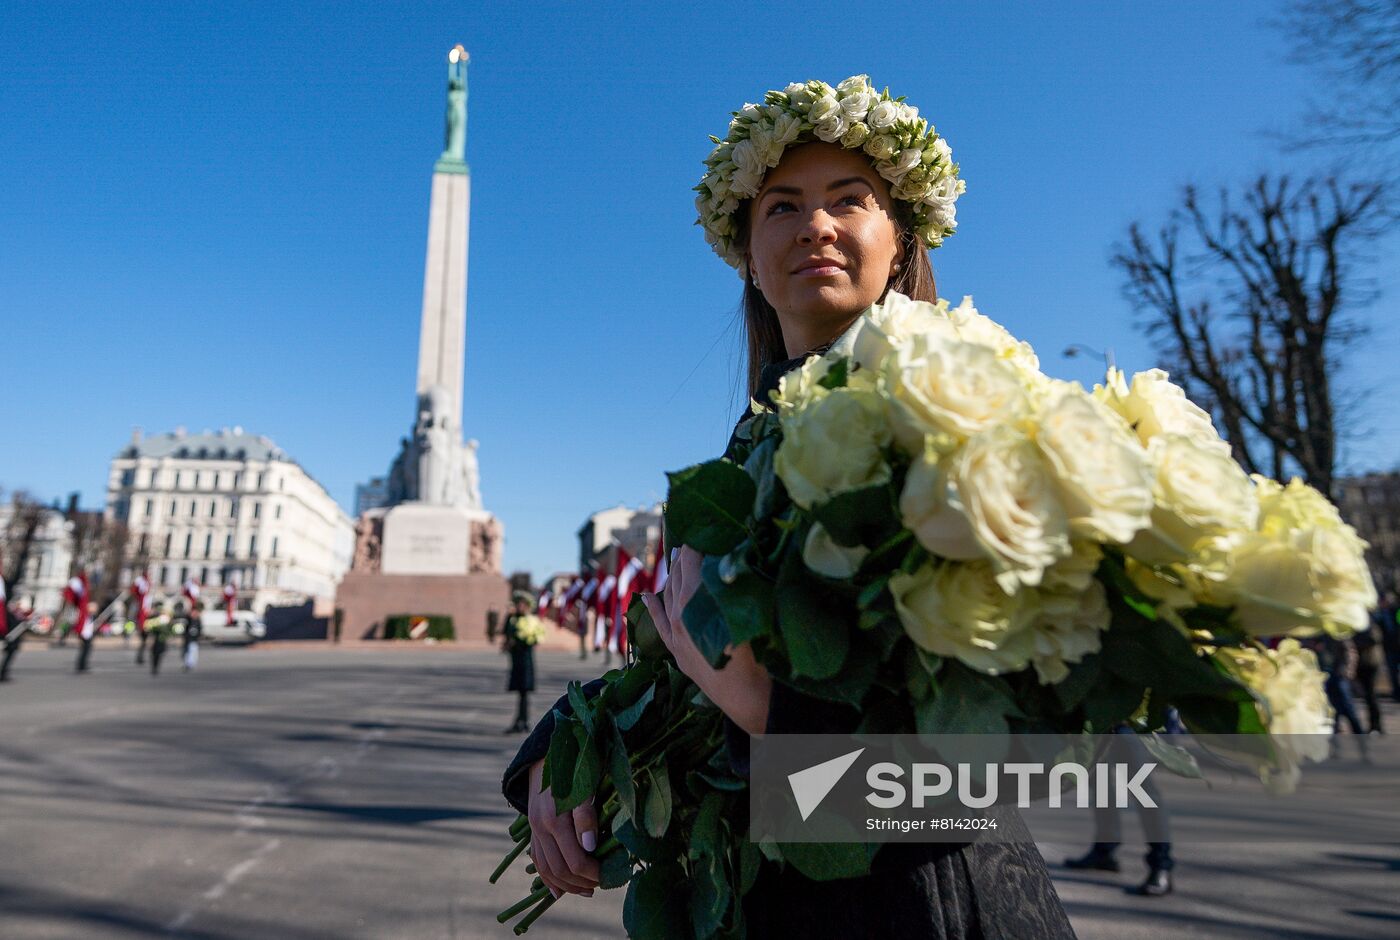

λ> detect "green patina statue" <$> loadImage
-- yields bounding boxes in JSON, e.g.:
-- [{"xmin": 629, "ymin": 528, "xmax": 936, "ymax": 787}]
[{"xmin": 436, "ymin": 45, "xmax": 469, "ymax": 174}]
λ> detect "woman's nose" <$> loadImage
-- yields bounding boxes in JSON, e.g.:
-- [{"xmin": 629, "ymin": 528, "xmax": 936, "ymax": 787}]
[{"xmin": 797, "ymin": 210, "xmax": 838, "ymax": 245}]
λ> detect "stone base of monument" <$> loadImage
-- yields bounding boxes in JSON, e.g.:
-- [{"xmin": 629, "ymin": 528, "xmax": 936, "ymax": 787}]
[
  {"xmin": 380, "ymin": 503, "xmax": 480, "ymax": 575},
  {"xmin": 334, "ymin": 570, "xmax": 513, "ymax": 646}
]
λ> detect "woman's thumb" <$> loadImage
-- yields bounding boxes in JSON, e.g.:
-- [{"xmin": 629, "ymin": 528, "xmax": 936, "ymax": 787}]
[{"xmin": 572, "ymin": 798, "xmax": 598, "ymax": 853}]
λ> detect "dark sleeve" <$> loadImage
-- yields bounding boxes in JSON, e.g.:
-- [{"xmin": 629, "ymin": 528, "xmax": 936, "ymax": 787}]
[
  {"xmin": 501, "ymin": 676, "xmax": 607, "ymax": 816},
  {"xmin": 722, "ymin": 680, "xmax": 861, "ymax": 780}
]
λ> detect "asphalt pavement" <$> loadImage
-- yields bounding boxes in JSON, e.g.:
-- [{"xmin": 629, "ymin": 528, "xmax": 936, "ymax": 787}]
[{"xmin": 1, "ymin": 642, "xmax": 1396, "ymax": 939}]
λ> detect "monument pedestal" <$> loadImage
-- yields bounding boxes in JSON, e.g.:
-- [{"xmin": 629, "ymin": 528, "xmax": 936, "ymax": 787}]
[
  {"xmin": 381, "ymin": 503, "xmax": 480, "ymax": 575},
  {"xmin": 334, "ymin": 569, "xmax": 511, "ymax": 646}
]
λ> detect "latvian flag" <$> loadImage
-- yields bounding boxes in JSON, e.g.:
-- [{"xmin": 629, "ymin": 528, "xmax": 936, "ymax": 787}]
[
  {"xmin": 64, "ymin": 573, "xmax": 92, "ymax": 640},
  {"xmin": 131, "ymin": 573, "xmax": 152, "ymax": 631}
]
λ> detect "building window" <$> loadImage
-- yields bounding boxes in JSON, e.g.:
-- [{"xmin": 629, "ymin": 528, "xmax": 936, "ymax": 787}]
[
  {"xmin": 179, "ymin": 566, "xmax": 188, "ymax": 585},
  {"xmin": 189, "ymin": 500, "xmax": 198, "ymax": 518},
  {"xmin": 279, "ymin": 477, "xmax": 284, "ymax": 491},
  {"xmin": 161, "ymin": 565, "xmax": 170, "ymax": 585},
  {"xmin": 225, "ymin": 534, "xmax": 234, "ymax": 555},
  {"xmin": 174, "ymin": 471, "xmax": 181, "ymax": 488},
  {"xmin": 274, "ymin": 504, "xmax": 282, "ymax": 520},
  {"xmin": 230, "ymin": 499, "xmax": 239, "ymax": 518},
  {"xmin": 144, "ymin": 499, "xmax": 153, "ymax": 518},
  {"xmin": 169, "ymin": 500, "xmax": 177, "ymax": 515},
  {"xmin": 249, "ymin": 535, "xmax": 258, "ymax": 557},
  {"xmin": 234, "ymin": 472, "xmax": 242, "ymax": 488},
  {"xmin": 209, "ymin": 501, "xmax": 217, "ymax": 518},
  {"xmin": 253, "ymin": 502, "xmax": 261, "ymax": 520},
  {"xmin": 121, "ymin": 469, "xmax": 135, "ymax": 486},
  {"xmin": 194, "ymin": 472, "xmax": 201, "ymax": 488},
  {"xmin": 183, "ymin": 532, "xmax": 193, "ymax": 557},
  {"xmin": 164, "ymin": 532, "xmax": 173, "ymax": 555},
  {"xmin": 201, "ymin": 566, "xmax": 209, "ymax": 584},
  {"xmin": 204, "ymin": 533, "xmax": 213, "ymax": 558},
  {"xmin": 271, "ymin": 536, "xmax": 279, "ymax": 558}
]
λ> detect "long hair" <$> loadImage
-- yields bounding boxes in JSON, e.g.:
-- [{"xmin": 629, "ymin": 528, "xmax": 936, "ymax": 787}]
[{"xmin": 735, "ymin": 200, "xmax": 937, "ymax": 398}]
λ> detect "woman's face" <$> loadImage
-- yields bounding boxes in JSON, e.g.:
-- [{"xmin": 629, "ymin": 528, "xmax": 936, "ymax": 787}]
[{"xmin": 747, "ymin": 142, "xmax": 903, "ymax": 330}]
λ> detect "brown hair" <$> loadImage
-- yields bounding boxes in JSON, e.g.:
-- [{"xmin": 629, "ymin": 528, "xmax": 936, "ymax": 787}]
[{"xmin": 734, "ymin": 199, "xmax": 938, "ymax": 398}]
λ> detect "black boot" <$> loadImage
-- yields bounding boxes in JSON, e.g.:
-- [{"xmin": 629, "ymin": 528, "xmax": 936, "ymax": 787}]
[
  {"xmin": 1130, "ymin": 866, "xmax": 1173, "ymax": 896},
  {"xmin": 1064, "ymin": 844, "xmax": 1120, "ymax": 872}
]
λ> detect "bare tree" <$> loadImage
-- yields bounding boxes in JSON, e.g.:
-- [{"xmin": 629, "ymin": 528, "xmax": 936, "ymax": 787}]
[
  {"xmin": 1274, "ymin": 1, "xmax": 1400, "ymax": 157},
  {"xmin": 1, "ymin": 489, "xmax": 46, "ymax": 594},
  {"xmin": 1113, "ymin": 175, "xmax": 1387, "ymax": 500}
]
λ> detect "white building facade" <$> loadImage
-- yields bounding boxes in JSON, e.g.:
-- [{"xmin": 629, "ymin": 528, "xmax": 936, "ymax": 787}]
[
  {"xmin": 577, "ymin": 503, "xmax": 662, "ymax": 573},
  {"xmin": 0, "ymin": 503, "xmax": 74, "ymax": 614},
  {"xmin": 105, "ymin": 428, "xmax": 354, "ymax": 614}
]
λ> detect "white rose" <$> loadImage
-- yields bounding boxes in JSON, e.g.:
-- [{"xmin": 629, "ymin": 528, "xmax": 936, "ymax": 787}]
[
  {"xmin": 785, "ymin": 83, "xmax": 814, "ymax": 107},
  {"xmin": 730, "ymin": 166, "xmax": 764, "ymax": 198},
  {"xmin": 1216, "ymin": 639, "xmax": 1332, "ymax": 793},
  {"xmin": 1128, "ymin": 433, "xmax": 1259, "ymax": 565},
  {"xmin": 895, "ymin": 102, "xmax": 920, "ymax": 123},
  {"xmin": 868, "ymin": 99, "xmax": 900, "ymax": 130},
  {"xmin": 1094, "ymin": 368, "xmax": 1229, "ymax": 453},
  {"xmin": 930, "ymin": 138, "xmax": 952, "ymax": 165},
  {"xmin": 770, "ymin": 355, "xmax": 833, "ymax": 413},
  {"xmin": 1029, "ymin": 579, "xmax": 1111, "ymax": 684},
  {"xmin": 808, "ymin": 94, "xmax": 842, "ymax": 125},
  {"xmin": 899, "ymin": 441, "xmax": 982, "ymax": 560},
  {"xmin": 730, "ymin": 138, "xmax": 764, "ymax": 177},
  {"xmin": 803, "ymin": 522, "xmax": 870, "ymax": 578},
  {"xmin": 885, "ymin": 331, "xmax": 1031, "ymax": 450},
  {"xmin": 840, "ymin": 122, "xmax": 871, "ymax": 149},
  {"xmin": 1042, "ymin": 539, "xmax": 1105, "ymax": 593},
  {"xmin": 774, "ymin": 386, "xmax": 892, "ymax": 508},
  {"xmin": 840, "ymin": 89, "xmax": 875, "ymax": 121},
  {"xmin": 813, "ymin": 114, "xmax": 849, "ymax": 143},
  {"xmin": 772, "ymin": 112, "xmax": 803, "ymax": 147},
  {"xmin": 890, "ymin": 560, "xmax": 1036, "ymax": 675},
  {"xmin": 879, "ymin": 148, "xmax": 923, "ymax": 184},
  {"xmin": 1216, "ymin": 478, "xmax": 1377, "ymax": 638},
  {"xmin": 949, "ymin": 425, "xmax": 1072, "ymax": 591},
  {"xmin": 1036, "ymin": 383, "xmax": 1155, "ymax": 544},
  {"xmin": 864, "ymin": 134, "xmax": 900, "ymax": 161},
  {"xmin": 945, "ymin": 296, "xmax": 1040, "ymax": 374},
  {"xmin": 848, "ymin": 291, "xmax": 957, "ymax": 373},
  {"xmin": 836, "ymin": 74, "xmax": 872, "ymax": 96}
]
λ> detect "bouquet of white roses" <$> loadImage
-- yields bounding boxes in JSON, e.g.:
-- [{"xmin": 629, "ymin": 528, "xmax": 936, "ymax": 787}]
[
  {"xmin": 514, "ymin": 614, "xmax": 548, "ymax": 647},
  {"xmin": 493, "ymin": 292, "xmax": 1374, "ymax": 937}
]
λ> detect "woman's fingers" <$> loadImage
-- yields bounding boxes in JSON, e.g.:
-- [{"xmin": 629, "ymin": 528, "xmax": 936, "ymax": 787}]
[
  {"xmin": 640, "ymin": 591, "xmax": 671, "ymax": 648},
  {"xmin": 550, "ymin": 811, "xmax": 602, "ymax": 887}
]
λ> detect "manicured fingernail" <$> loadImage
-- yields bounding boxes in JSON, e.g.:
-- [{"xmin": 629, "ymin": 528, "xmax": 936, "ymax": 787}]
[
  {"xmin": 549, "ymin": 887, "xmax": 560, "ymax": 899},
  {"xmin": 581, "ymin": 830, "xmax": 597, "ymax": 852}
]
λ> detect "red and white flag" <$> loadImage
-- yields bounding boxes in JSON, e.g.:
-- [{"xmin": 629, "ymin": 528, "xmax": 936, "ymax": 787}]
[
  {"xmin": 131, "ymin": 572, "xmax": 152, "ymax": 631},
  {"xmin": 223, "ymin": 580, "xmax": 237, "ymax": 626},
  {"xmin": 182, "ymin": 577, "xmax": 201, "ymax": 612},
  {"xmin": 64, "ymin": 572, "xmax": 92, "ymax": 640},
  {"xmin": 537, "ymin": 589, "xmax": 553, "ymax": 621}
]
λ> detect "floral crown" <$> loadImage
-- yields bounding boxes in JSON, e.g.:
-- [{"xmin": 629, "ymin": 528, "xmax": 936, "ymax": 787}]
[{"xmin": 695, "ymin": 75, "xmax": 965, "ymax": 276}]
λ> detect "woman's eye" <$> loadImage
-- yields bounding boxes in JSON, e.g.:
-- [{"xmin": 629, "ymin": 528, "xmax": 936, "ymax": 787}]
[
  {"xmin": 837, "ymin": 194, "xmax": 866, "ymax": 208},
  {"xmin": 765, "ymin": 200, "xmax": 796, "ymax": 217}
]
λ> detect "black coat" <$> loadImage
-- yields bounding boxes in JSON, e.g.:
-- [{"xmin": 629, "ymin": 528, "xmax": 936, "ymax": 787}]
[
  {"xmin": 503, "ymin": 614, "xmax": 536, "ymax": 693},
  {"xmin": 501, "ymin": 353, "xmax": 1077, "ymax": 939}
]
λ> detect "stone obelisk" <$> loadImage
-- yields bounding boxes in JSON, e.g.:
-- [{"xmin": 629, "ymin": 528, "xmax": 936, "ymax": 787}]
[
  {"xmin": 417, "ymin": 44, "xmax": 470, "ymax": 427},
  {"xmin": 335, "ymin": 46, "xmax": 508, "ymax": 645}
]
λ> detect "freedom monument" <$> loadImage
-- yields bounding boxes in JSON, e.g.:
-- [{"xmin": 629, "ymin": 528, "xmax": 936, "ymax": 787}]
[{"xmin": 336, "ymin": 46, "xmax": 509, "ymax": 640}]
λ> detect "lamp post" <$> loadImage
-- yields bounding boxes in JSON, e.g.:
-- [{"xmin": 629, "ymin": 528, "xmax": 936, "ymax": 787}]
[{"xmin": 1062, "ymin": 343, "xmax": 1116, "ymax": 372}]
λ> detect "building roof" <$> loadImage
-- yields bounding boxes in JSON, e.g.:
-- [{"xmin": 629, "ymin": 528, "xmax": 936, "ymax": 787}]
[{"xmin": 116, "ymin": 428, "xmax": 289, "ymax": 463}]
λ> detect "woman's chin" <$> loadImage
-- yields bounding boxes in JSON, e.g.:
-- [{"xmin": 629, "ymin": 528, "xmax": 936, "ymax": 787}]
[{"xmin": 789, "ymin": 283, "xmax": 878, "ymax": 321}]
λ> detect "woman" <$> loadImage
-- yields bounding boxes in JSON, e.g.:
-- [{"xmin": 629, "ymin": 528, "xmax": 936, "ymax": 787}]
[
  {"xmin": 502, "ymin": 591, "xmax": 538, "ymax": 734},
  {"xmin": 502, "ymin": 77, "xmax": 1076, "ymax": 937}
]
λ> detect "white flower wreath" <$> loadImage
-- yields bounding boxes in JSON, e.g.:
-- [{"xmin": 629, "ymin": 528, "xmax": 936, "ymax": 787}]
[{"xmin": 695, "ymin": 75, "xmax": 966, "ymax": 276}]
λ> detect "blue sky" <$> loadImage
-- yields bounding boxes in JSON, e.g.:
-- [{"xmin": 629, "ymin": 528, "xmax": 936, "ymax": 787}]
[{"xmin": 3, "ymin": 1, "xmax": 1396, "ymax": 579}]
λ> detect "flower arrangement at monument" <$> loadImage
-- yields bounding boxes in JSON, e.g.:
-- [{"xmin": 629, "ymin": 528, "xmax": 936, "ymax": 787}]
[{"xmin": 493, "ymin": 292, "xmax": 1374, "ymax": 937}]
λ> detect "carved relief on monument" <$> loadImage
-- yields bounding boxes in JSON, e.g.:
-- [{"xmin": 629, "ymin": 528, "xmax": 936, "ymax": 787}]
[
  {"xmin": 469, "ymin": 517, "xmax": 503, "ymax": 575},
  {"xmin": 352, "ymin": 513, "xmax": 385, "ymax": 573}
]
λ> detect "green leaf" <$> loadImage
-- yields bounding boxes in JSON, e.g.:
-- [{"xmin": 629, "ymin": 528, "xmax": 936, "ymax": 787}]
[
  {"xmin": 1083, "ymin": 672, "xmax": 1146, "ymax": 731},
  {"xmin": 614, "ymin": 683, "xmax": 656, "ymax": 733},
  {"xmin": 1053, "ymin": 654, "xmax": 1102, "ymax": 711},
  {"xmin": 776, "ymin": 549, "xmax": 850, "ymax": 680},
  {"xmin": 812, "ymin": 483, "xmax": 899, "ymax": 548},
  {"xmin": 606, "ymin": 719, "xmax": 637, "ymax": 820},
  {"xmin": 745, "ymin": 437, "xmax": 786, "ymax": 521},
  {"xmin": 545, "ymin": 713, "xmax": 581, "ymax": 805},
  {"xmin": 627, "ymin": 594, "xmax": 670, "ymax": 663},
  {"xmin": 690, "ymin": 853, "xmax": 729, "ymax": 938},
  {"xmin": 739, "ymin": 839, "xmax": 763, "ymax": 895},
  {"xmin": 567, "ymin": 681, "xmax": 594, "ymax": 735},
  {"xmin": 643, "ymin": 766, "xmax": 673, "ymax": 839},
  {"xmin": 780, "ymin": 636, "xmax": 879, "ymax": 707},
  {"xmin": 701, "ymin": 553, "xmax": 775, "ymax": 647},
  {"xmin": 623, "ymin": 862, "xmax": 688, "ymax": 940},
  {"xmin": 915, "ymin": 662, "xmax": 1019, "ymax": 735},
  {"xmin": 665, "ymin": 460, "xmax": 756, "ymax": 555},
  {"xmin": 1139, "ymin": 733, "xmax": 1203, "ymax": 779},
  {"xmin": 598, "ymin": 846, "xmax": 635, "ymax": 890},
  {"xmin": 557, "ymin": 721, "xmax": 601, "ymax": 814},
  {"xmin": 613, "ymin": 814, "xmax": 665, "ymax": 864},
  {"xmin": 816, "ymin": 357, "xmax": 849, "ymax": 389},
  {"xmin": 682, "ymin": 583, "xmax": 734, "ymax": 668}
]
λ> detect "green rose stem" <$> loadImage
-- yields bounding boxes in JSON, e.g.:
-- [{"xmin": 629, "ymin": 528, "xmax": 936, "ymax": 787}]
[
  {"xmin": 489, "ymin": 833, "xmax": 531, "ymax": 884},
  {"xmin": 512, "ymin": 892, "xmax": 557, "ymax": 935},
  {"xmin": 496, "ymin": 885, "xmax": 550, "ymax": 924}
]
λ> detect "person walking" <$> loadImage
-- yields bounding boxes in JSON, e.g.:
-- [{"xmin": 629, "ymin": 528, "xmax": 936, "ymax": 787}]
[
  {"xmin": 64, "ymin": 573, "xmax": 94, "ymax": 673},
  {"xmin": 182, "ymin": 602, "xmax": 203, "ymax": 671},
  {"xmin": 1375, "ymin": 592, "xmax": 1400, "ymax": 703},
  {"xmin": 502, "ymin": 592, "xmax": 541, "ymax": 734},
  {"xmin": 1352, "ymin": 619, "xmax": 1385, "ymax": 734},
  {"xmin": 1, "ymin": 575, "xmax": 29, "ymax": 683},
  {"xmin": 148, "ymin": 602, "xmax": 171, "ymax": 676}
]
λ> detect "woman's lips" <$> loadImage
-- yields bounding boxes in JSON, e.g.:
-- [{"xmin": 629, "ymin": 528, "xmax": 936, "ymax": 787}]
[{"xmin": 794, "ymin": 263, "xmax": 845, "ymax": 277}]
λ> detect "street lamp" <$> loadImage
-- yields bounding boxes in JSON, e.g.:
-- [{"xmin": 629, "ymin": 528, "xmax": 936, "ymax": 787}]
[{"xmin": 1062, "ymin": 343, "xmax": 1116, "ymax": 371}]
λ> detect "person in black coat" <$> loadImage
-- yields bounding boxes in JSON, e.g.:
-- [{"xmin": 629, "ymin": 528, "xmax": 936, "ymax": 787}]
[
  {"xmin": 1, "ymin": 578, "xmax": 29, "ymax": 683},
  {"xmin": 502, "ymin": 592, "xmax": 538, "ymax": 734}
]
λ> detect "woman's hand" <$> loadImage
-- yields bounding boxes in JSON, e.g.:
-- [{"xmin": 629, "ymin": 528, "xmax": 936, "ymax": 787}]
[
  {"xmin": 525, "ymin": 758, "xmax": 600, "ymax": 899},
  {"xmin": 640, "ymin": 546, "xmax": 773, "ymax": 736}
]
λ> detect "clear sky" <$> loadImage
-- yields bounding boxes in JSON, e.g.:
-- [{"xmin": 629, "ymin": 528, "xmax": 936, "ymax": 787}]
[{"xmin": 3, "ymin": 1, "xmax": 1396, "ymax": 580}]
